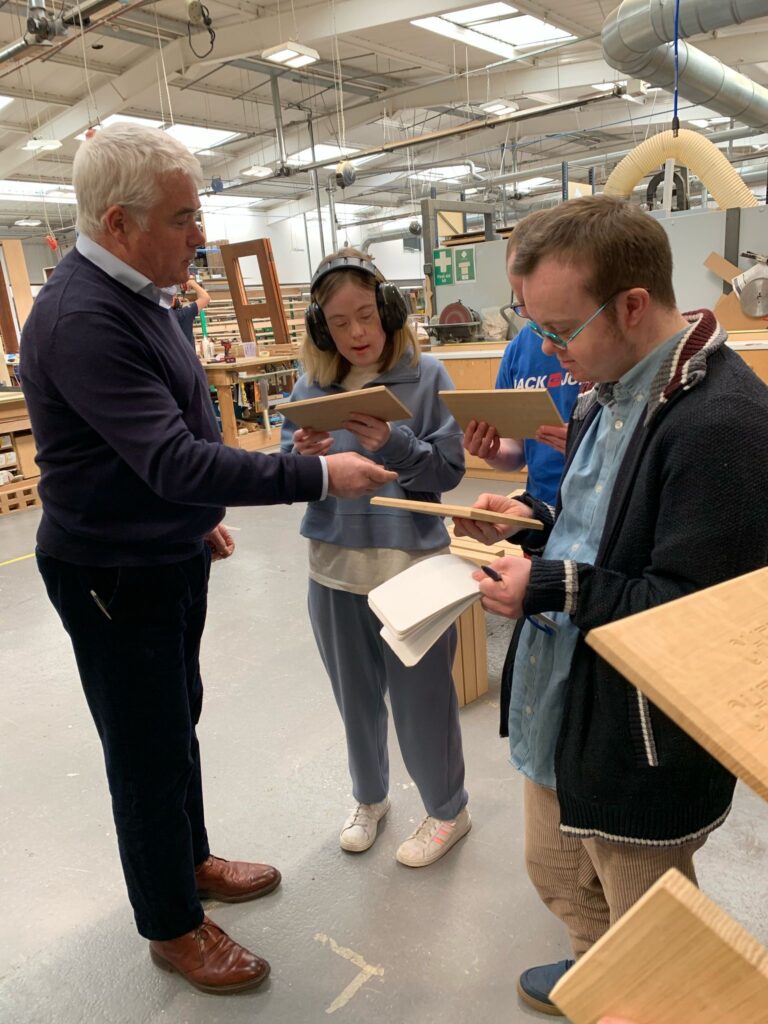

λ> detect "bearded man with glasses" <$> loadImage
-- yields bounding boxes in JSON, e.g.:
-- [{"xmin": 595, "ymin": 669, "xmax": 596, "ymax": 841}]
[{"xmin": 453, "ymin": 195, "xmax": 768, "ymax": 1017}]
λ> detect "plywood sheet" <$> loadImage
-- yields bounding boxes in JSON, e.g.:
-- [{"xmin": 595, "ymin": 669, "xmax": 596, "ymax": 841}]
[
  {"xmin": 551, "ymin": 868, "xmax": 768, "ymax": 1024},
  {"xmin": 283, "ymin": 386, "xmax": 412, "ymax": 431},
  {"xmin": 586, "ymin": 567, "xmax": 768, "ymax": 801},
  {"xmin": 370, "ymin": 496, "xmax": 542, "ymax": 530},
  {"xmin": 439, "ymin": 388, "xmax": 563, "ymax": 438}
]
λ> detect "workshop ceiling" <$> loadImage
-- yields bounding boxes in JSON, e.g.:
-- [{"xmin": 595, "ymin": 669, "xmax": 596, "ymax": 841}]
[{"xmin": 0, "ymin": 0, "xmax": 767, "ymax": 238}]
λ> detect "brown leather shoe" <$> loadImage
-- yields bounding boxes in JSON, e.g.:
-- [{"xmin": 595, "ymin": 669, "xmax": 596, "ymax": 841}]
[
  {"xmin": 149, "ymin": 916, "xmax": 269, "ymax": 994},
  {"xmin": 195, "ymin": 854, "xmax": 281, "ymax": 903}
]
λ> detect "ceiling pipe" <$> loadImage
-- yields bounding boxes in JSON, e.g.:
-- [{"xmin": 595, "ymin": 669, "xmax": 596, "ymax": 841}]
[
  {"xmin": 482, "ymin": 127, "xmax": 763, "ymax": 189},
  {"xmin": 287, "ymin": 92, "xmax": 619, "ymax": 177},
  {"xmin": 361, "ymin": 229, "xmax": 420, "ymax": 252},
  {"xmin": 0, "ymin": 0, "xmax": 131, "ymax": 64},
  {"xmin": 603, "ymin": 0, "xmax": 768, "ymax": 129}
]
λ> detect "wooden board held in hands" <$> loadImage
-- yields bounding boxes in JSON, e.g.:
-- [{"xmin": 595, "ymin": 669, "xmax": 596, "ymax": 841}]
[
  {"xmin": 551, "ymin": 868, "xmax": 768, "ymax": 1024},
  {"xmin": 586, "ymin": 566, "xmax": 768, "ymax": 802},
  {"xmin": 283, "ymin": 386, "xmax": 412, "ymax": 431},
  {"xmin": 439, "ymin": 388, "xmax": 563, "ymax": 439},
  {"xmin": 370, "ymin": 496, "xmax": 542, "ymax": 530}
]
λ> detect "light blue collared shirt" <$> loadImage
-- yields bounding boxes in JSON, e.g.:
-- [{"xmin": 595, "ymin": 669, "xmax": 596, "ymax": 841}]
[
  {"xmin": 75, "ymin": 233, "xmax": 177, "ymax": 308},
  {"xmin": 510, "ymin": 328, "xmax": 688, "ymax": 788},
  {"xmin": 75, "ymin": 233, "xmax": 329, "ymax": 498}
]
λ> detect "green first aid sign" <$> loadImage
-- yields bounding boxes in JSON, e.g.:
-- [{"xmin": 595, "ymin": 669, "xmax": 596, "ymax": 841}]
[
  {"xmin": 433, "ymin": 248, "xmax": 454, "ymax": 286},
  {"xmin": 454, "ymin": 246, "xmax": 476, "ymax": 282}
]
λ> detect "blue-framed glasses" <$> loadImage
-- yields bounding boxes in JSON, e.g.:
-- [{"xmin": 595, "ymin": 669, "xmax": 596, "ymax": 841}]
[{"xmin": 526, "ymin": 291, "xmax": 623, "ymax": 351}]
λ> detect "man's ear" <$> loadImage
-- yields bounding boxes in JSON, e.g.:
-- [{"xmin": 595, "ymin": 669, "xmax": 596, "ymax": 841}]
[
  {"xmin": 622, "ymin": 287, "xmax": 651, "ymax": 328},
  {"xmin": 101, "ymin": 204, "xmax": 133, "ymax": 244}
]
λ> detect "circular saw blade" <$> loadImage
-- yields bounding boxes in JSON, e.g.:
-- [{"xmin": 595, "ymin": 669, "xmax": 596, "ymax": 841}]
[{"xmin": 739, "ymin": 275, "xmax": 768, "ymax": 318}]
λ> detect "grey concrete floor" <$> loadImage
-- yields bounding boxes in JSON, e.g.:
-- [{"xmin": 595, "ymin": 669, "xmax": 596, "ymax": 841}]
[{"xmin": 1, "ymin": 477, "xmax": 767, "ymax": 1024}]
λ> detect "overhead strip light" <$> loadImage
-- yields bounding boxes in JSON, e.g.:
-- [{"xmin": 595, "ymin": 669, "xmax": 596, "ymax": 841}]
[
  {"xmin": 15, "ymin": 218, "xmax": 42, "ymax": 226},
  {"xmin": 262, "ymin": 41, "xmax": 320, "ymax": 69},
  {"xmin": 165, "ymin": 123, "xmax": 240, "ymax": 153},
  {"xmin": 240, "ymin": 165, "xmax": 273, "ymax": 178},
  {"xmin": 21, "ymin": 138, "xmax": 62, "ymax": 152}
]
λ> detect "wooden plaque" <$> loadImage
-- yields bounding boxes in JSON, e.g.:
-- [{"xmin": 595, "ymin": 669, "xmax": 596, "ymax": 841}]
[
  {"xmin": 551, "ymin": 868, "xmax": 768, "ymax": 1024},
  {"xmin": 439, "ymin": 388, "xmax": 563, "ymax": 439},
  {"xmin": 370, "ymin": 495, "xmax": 542, "ymax": 530},
  {"xmin": 282, "ymin": 386, "xmax": 412, "ymax": 431},
  {"xmin": 586, "ymin": 567, "xmax": 768, "ymax": 801}
]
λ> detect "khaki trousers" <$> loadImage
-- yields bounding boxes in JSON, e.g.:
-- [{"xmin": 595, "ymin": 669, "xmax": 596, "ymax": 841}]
[{"xmin": 524, "ymin": 778, "xmax": 707, "ymax": 957}]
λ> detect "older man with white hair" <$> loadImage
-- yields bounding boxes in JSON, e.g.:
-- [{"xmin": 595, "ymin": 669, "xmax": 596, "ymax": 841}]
[{"xmin": 20, "ymin": 124, "xmax": 395, "ymax": 995}]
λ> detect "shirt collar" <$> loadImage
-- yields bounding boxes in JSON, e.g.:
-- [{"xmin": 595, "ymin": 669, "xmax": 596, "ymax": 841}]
[
  {"xmin": 76, "ymin": 233, "xmax": 177, "ymax": 309},
  {"xmin": 596, "ymin": 327, "xmax": 688, "ymax": 408}
]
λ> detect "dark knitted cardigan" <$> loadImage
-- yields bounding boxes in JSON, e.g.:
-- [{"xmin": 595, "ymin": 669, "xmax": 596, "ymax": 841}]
[{"xmin": 508, "ymin": 310, "xmax": 768, "ymax": 843}]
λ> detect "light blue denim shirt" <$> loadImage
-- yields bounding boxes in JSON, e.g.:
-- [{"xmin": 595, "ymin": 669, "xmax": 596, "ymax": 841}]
[{"xmin": 510, "ymin": 328, "xmax": 687, "ymax": 788}]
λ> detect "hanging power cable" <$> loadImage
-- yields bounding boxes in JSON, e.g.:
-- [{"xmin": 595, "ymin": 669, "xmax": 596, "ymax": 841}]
[
  {"xmin": 186, "ymin": 0, "xmax": 215, "ymax": 59},
  {"xmin": 672, "ymin": 0, "xmax": 681, "ymax": 137}
]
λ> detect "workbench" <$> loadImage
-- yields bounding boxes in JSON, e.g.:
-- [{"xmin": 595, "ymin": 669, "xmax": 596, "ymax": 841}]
[{"xmin": 202, "ymin": 354, "xmax": 299, "ymax": 450}]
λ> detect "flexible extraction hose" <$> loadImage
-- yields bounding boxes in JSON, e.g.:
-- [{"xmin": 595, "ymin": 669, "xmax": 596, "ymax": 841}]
[{"xmin": 603, "ymin": 128, "xmax": 758, "ymax": 209}]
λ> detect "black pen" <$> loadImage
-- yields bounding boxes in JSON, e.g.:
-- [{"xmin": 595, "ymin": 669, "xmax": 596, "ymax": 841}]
[{"xmin": 481, "ymin": 564, "xmax": 502, "ymax": 582}]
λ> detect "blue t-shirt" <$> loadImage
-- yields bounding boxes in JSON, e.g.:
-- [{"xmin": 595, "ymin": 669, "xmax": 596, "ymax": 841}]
[
  {"xmin": 173, "ymin": 301, "xmax": 199, "ymax": 345},
  {"xmin": 495, "ymin": 325, "xmax": 580, "ymax": 505}
]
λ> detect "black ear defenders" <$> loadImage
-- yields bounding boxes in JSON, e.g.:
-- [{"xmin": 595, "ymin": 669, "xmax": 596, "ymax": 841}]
[{"xmin": 304, "ymin": 254, "xmax": 409, "ymax": 352}]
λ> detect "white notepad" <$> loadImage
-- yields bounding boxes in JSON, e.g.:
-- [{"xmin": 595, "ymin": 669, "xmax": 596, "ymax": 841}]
[{"xmin": 368, "ymin": 554, "xmax": 480, "ymax": 666}]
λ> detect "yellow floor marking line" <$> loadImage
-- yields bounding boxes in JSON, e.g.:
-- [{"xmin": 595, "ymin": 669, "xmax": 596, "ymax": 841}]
[
  {"xmin": 314, "ymin": 932, "xmax": 385, "ymax": 1014},
  {"xmin": 0, "ymin": 552, "xmax": 34, "ymax": 568}
]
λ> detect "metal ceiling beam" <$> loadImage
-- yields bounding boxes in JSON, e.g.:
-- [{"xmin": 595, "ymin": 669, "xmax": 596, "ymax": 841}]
[{"xmin": 191, "ymin": 0, "xmax": 477, "ymax": 70}]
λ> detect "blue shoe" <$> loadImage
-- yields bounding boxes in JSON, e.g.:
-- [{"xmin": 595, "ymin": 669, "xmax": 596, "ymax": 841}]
[{"xmin": 517, "ymin": 959, "xmax": 574, "ymax": 1016}]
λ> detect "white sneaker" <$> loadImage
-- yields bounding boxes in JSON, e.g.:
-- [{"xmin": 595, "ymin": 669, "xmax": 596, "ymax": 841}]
[
  {"xmin": 395, "ymin": 806, "xmax": 471, "ymax": 867},
  {"xmin": 339, "ymin": 798, "xmax": 391, "ymax": 853}
]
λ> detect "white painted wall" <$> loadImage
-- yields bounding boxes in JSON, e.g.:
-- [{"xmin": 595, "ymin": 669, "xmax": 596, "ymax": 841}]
[{"xmin": 201, "ymin": 208, "xmax": 423, "ymax": 286}]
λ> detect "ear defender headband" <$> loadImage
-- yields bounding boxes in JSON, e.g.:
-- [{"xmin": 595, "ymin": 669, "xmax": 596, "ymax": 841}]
[{"xmin": 304, "ymin": 254, "xmax": 409, "ymax": 352}]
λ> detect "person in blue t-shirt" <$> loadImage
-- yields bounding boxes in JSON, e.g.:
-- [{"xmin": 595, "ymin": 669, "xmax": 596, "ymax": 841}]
[
  {"xmin": 463, "ymin": 234, "xmax": 579, "ymax": 505},
  {"xmin": 172, "ymin": 276, "xmax": 210, "ymax": 348}
]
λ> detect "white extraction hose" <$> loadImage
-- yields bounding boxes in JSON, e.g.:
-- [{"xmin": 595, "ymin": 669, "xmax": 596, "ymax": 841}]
[{"xmin": 604, "ymin": 129, "xmax": 758, "ymax": 209}]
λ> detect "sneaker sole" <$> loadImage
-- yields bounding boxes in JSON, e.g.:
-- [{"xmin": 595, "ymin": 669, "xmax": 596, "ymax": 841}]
[
  {"xmin": 395, "ymin": 817, "xmax": 471, "ymax": 868},
  {"xmin": 515, "ymin": 978, "xmax": 565, "ymax": 1016},
  {"xmin": 150, "ymin": 948, "xmax": 270, "ymax": 994}
]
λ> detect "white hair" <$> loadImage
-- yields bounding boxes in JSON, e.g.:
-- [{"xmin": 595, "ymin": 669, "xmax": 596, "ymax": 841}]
[{"xmin": 72, "ymin": 123, "xmax": 204, "ymax": 237}]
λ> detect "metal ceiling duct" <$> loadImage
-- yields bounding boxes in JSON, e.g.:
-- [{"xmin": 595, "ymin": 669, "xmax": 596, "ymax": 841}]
[{"xmin": 602, "ymin": 0, "xmax": 768, "ymax": 129}]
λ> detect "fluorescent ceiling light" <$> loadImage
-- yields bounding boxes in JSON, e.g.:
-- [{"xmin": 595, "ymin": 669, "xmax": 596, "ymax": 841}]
[
  {"xmin": 164, "ymin": 123, "xmax": 240, "ymax": 153},
  {"xmin": 482, "ymin": 102, "xmax": 507, "ymax": 113},
  {"xmin": 689, "ymin": 119, "xmax": 711, "ymax": 128},
  {"xmin": 414, "ymin": 7, "xmax": 572, "ymax": 57},
  {"xmin": 0, "ymin": 179, "xmax": 78, "ymax": 203},
  {"xmin": 75, "ymin": 114, "xmax": 163, "ymax": 142},
  {"xmin": 516, "ymin": 176, "xmax": 555, "ymax": 193},
  {"xmin": 287, "ymin": 143, "xmax": 380, "ymax": 167},
  {"xmin": 15, "ymin": 218, "xmax": 42, "ymax": 226},
  {"xmin": 591, "ymin": 80, "xmax": 626, "ymax": 92},
  {"xmin": 410, "ymin": 164, "xmax": 485, "ymax": 182},
  {"xmin": 0, "ymin": 95, "xmax": 13, "ymax": 111},
  {"xmin": 261, "ymin": 41, "xmax": 320, "ymax": 68},
  {"xmin": 21, "ymin": 138, "xmax": 62, "ymax": 152},
  {"xmin": 708, "ymin": 116, "xmax": 731, "ymax": 124},
  {"xmin": 241, "ymin": 165, "xmax": 273, "ymax": 178}
]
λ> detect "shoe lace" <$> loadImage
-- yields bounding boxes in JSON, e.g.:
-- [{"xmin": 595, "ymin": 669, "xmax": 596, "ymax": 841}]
[
  {"xmin": 411, "ymin": 815, "xmax": 443, "ymax": 843},
  {"xmin": 348, "ymin": 804, "xmax": 373, "ymax": 827}
]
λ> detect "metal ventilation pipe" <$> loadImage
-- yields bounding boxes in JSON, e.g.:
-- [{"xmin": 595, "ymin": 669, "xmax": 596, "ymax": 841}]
[
  {"xmin": 361, "ymin": 229, "xmax": 420, "ymax": 252},
  {"xmin": 602, "ymin": 0, "xmax": 768, "ymax": 129}
]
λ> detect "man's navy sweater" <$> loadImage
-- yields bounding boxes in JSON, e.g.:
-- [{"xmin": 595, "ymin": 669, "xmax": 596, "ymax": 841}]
[{"xmin": 20, "ymin": 248, "xmax": 323, "ymax": 566}]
